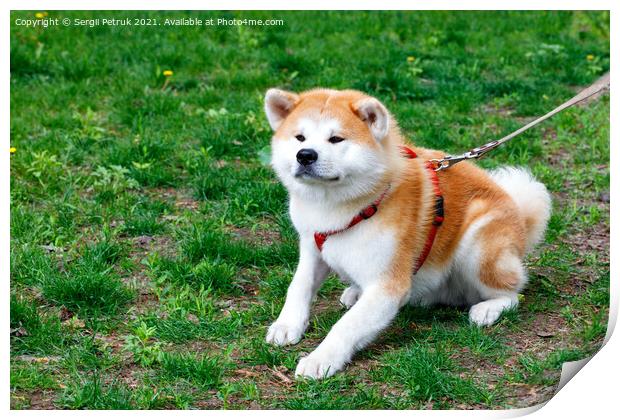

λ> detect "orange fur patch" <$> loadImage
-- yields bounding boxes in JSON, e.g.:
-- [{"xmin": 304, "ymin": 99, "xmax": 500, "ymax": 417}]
[{"xmin": 381, "ymin": 148, "xmax": 529, "ymax": 296}]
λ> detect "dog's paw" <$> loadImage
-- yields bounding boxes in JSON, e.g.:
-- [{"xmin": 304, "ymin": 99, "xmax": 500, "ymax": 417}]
[
  {"xmin": 295, "ymin": 351, "xmax": 345, "ymax": 379},
  {"xmin": 469, "ymin": 301, "xmax": 503, "ymax": 326},
  {"xmin": 339, "ymin": 286, "xmax": 361, "ymax": 309},
  {"xmin": 266, "ymin": 322, "xmax": 305, "ymax": 346}
]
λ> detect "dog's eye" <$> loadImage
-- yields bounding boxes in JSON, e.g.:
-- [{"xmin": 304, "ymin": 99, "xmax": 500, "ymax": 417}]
[
  {"xmin": 328, "ymin": 136, "xmax": 345, "ymax": 144},
  {"xmin": 295, "ymin": 134, "xmax": 306, "ymax": 142}
]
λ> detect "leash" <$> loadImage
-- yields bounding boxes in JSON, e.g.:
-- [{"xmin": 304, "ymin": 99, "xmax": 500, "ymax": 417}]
[{"xmin": 429, "ymin": 73, "xmax": 610, "ymax": 171}]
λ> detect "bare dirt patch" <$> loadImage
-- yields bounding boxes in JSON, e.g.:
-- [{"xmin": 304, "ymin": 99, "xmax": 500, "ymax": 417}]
[
  {"xmin": 11, "ymin": 390, "xmax": 58, "ymax": 410},
  {"xmin": 225, "ymin": 219, "xmax": 282, "ymax": 247},
  {"xmin": 129, "ymin": 234, "xmax": 178, "ymax": 260}
]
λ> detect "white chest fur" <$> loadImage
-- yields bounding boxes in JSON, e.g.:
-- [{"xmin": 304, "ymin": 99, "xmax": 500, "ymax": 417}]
[
  {"xmin": 319, "ymin": 222, "xmax": 396, "ymax": 289},
  {"xmin": 290, "ymin": 195, "xmax": 397, "ymax": 290}
]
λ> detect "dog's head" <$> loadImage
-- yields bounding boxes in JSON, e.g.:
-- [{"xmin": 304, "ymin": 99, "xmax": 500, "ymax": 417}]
[{"xmin": 265, "ymin": 88, "xmax": 398, "ymax": 202}]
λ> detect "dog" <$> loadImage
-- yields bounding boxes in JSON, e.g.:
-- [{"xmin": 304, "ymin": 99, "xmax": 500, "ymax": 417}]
[{"xmin": 263, "ymin": 88, "xmax": 551, "ymax": 379}]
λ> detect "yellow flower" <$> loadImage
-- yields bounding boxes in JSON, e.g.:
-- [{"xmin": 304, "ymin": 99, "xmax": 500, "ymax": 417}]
[
  {"xmin": 406, "ymin": 56, "xmax": 415, "ymax": 63},
  {"xmin": 586, "ymin": 54, "xmax": 595, "ymax": 61},
  {"xmin": 163, "ymin": 70, "xmax": 174, "ymax": 77},
  {"xmin": 10, "ymin": 147, "xmax": 17, "ymax": 154},
  {"xmin": 35, "ymin": 12, "xmax": 45, "ymax": 19}
]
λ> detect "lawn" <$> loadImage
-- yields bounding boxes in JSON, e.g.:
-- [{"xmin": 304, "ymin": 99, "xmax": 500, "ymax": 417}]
[{"xmin": 10, "ymin": 10, "xmax": 610, "ymax": 409}]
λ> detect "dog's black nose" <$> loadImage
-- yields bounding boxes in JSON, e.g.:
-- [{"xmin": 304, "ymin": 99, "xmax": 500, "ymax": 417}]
[{"xmin": 296, "ymin": 148, "xmax": 318, "ymax": 166}]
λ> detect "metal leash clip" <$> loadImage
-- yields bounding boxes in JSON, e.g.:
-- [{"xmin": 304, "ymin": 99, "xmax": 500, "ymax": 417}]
[
  {"xmin": 428, "ymin": 154, "xmax": 469, "ymax": 171},
  {"xmin": 429, "ymin": 140, "xmax": 500, "ymax": 172}
]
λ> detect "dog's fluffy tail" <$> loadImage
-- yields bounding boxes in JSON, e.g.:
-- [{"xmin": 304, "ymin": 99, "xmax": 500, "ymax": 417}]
[{"xmin": 490, "ymin": 167, "xmax": 552, "ymax": 253}]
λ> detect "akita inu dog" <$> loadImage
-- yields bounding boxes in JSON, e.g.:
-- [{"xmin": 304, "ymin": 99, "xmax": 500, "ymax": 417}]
[{"xmin": 264, "ymin": 88, "xmax": 551, "ymax": 379}]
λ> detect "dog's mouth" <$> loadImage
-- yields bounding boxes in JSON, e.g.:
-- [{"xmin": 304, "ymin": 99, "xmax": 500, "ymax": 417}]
[{"xmin": 294, "ymin": 166, "xmax": 340, "ymax": 182}]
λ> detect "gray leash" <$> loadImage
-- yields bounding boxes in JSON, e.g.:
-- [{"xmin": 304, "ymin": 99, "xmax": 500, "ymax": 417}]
[{"xmin": 430, "ymin": 73, "xmax": 610, "ymax": 171}]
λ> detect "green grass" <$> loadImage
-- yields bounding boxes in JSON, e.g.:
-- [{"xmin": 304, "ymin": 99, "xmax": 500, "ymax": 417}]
[
  {"xmin": 10, "ymin": 294, "xmax": 67, "ymax": 355},
  {"xmin": 57, "ymin": 375, "xmax": 136, "ymax": 409},
  {"xmin": 377, "ymin": 342, "xmax": 494, "ymax": 407},
  {"xmin": 40, "ymin": 241, "xmax": 135, "ymax": 317},
  {"xmin": 158, "ymin": 352, "xmax": 226, "ymax": 389},
  {"xmin": 10, "ymin": 10, "xmax": 609, "ymax": 409},
  {"xmin": 11, "ymin": 363, "xmax": 59, "ymax": 391}
]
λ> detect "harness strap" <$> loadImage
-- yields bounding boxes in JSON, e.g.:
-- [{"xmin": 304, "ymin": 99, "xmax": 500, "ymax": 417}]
[
  {"xmin": 413, "ymin": 161, "xmax": 444, "ymax": 274},
  {"xmin": 314, "ymin": 187, "xmax": 389, "ymax": 251}
]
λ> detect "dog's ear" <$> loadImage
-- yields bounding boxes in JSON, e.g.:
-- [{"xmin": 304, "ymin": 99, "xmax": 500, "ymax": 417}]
[
  {"xmin": 264, "ymin": 88, "xmax": 300, "ymax": 131},
  {"xmin": 352, "ymin": 97, "xmax": 390, "ymax": 142}
]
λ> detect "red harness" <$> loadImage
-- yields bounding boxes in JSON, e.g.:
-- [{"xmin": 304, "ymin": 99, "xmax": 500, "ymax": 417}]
[{"xmin": 313, "ymin": 145, "xmax": 444, "ymax": 275}]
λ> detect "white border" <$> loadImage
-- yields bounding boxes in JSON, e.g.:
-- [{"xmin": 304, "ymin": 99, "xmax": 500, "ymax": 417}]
[{"xmin": 3, "ymin": 1, "xmax": 616, "ymax": 418}]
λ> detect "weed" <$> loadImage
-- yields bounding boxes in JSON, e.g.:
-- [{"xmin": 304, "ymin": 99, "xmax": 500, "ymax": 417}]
[{"xmin": 123, "ymin": 322, "xmax": 163, "ymax": 367}]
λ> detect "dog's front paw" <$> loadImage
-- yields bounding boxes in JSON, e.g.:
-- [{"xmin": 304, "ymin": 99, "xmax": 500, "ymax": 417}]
[
  {"xmin": 339, "ymin": 286, "xmax": 361, "ymax": 309},
  {"xmin": 295, "ymin": 351, "xmax": 345, "ymax": 379},
  {"xmin": 266, "ymin": 321, "xmax": 305, "ymax": 346},
  {"xmin": 469, "ymin": 301, "xmax": 503, "ymax": 326}
]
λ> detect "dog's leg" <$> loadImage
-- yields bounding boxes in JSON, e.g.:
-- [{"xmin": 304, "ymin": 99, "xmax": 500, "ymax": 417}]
[
  {"xmin": 339, "ymin": 285, "xmax": 361, "ymax": 309},
  {"xmin": 266, "ymin": 238, "xmax": 329, "ymax": 346},
  {"xmin": 469, "ymin": 294, "xmax": 518, "ymax": 326},
  {"xmin": 469, "ymin": 249, "xmax": 524, "ymax": 326},
  {"xmin": 461, "ymin": 217, "xmax": 527, "ymax": 327},
  {"xmin": 295, "ymin": 283, "xmax": 407, "ymax": 379}
]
